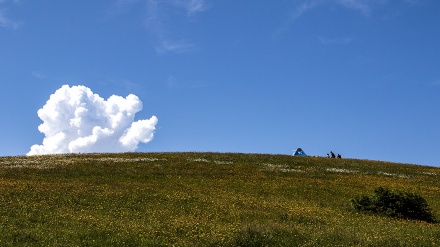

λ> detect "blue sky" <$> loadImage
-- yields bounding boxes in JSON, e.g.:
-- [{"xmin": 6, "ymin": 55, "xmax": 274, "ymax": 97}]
[{"xmin": 1, "ymin": 0, "xmax": 439, "ymax": 166}]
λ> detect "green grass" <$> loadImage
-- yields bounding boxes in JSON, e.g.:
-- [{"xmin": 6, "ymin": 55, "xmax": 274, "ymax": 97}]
[{"xmin": 0, "ymin": 152, "xmax": 439, "ymax": 246}]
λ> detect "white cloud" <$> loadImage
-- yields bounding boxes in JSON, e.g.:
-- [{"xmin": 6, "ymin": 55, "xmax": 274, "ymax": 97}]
[
  {"xmin": 107, "ymin": 0, "xmax": 141, "ymax": 17},
  {"xmin": 287, "ymin": 0, "xmax": 396, "ymax": 22},
  {"xmin": 108, "ymin": 0, "xmax": 207, "ymax": 53},
  {"xmin": 174, "ymin": 0, "xmax": 207, "ymax": 16},
  {"xmin": 274, "ymin": 0, "xmax": 406, "ymax": 40},
  {"xmin": 0, "ymin": 0, "xmax": 21, "ymax": 30},
  {"xmin": 28, "ymin": 85, "xmax": 158, "ymax": 155},
  {"xmin": 336, "ymin": 0, "xmax": 372, "ymax": 16},
  {"xmin": 431, "ymin": 80, "xmax": 440, "ymax": 86},
  {"xmin": 0, "ymin": 9, "xmax": 20, "ymax": 29},
  {"xmin": 32, "ymin": 70, "xmax": 46, "ymax": 79},
  {"xmin": 155, "ymin": 39, "xmax": 195, "ymax": 53},
  {"xmin": 318, "ymin": 36, "xmax": 354, "ymax": 45},
  {"xmin": 289, "ymin": 1, "xmax": 318, "ymax": 22},
  {"xmin": 146, "ymin": 0, "xmax": 205, "ymax": 53}
]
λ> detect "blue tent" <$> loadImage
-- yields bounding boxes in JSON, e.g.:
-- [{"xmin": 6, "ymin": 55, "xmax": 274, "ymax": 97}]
[{"xmin": 293, "ymin": 148, "xmax": 307, "ymax": 156}]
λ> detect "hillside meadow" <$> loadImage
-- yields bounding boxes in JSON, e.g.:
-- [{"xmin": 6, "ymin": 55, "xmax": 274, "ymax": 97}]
[{"xmin": 0, "ymin": 152, "xmax": 439, "ymax": 246}]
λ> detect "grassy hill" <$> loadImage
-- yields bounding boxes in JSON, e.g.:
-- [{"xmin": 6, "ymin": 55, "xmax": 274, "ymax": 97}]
[{"xmin": 0, "ymin": 152, "xmax": 439, "ymax": 246}]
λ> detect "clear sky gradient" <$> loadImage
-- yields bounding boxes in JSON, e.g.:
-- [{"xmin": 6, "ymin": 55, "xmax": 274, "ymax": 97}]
[{"xmin": 1, "ymin": 0, "xmax": 439, "ymax": 166}]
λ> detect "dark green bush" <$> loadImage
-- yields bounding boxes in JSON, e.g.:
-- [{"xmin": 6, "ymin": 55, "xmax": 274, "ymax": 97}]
[{"xmin": 351, "ymin": 187, "xmax": 436, "ymax": 223}]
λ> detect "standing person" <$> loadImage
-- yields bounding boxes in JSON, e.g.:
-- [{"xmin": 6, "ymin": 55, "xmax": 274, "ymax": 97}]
[{"xmin": 330, "ymin": 151, "xmax": 336, "ymax": 158}]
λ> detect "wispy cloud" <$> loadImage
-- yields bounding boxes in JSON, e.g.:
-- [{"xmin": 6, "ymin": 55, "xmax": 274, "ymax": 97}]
[
  {"xmin": 155, "ymin": 39, "xmax": 195, "ymax": 54},
  {"xmin": 145, "ymin": 0, "xmax": 206, "ymax": 53},
  {"xmin": 287, "ymin": 0, "xmax": 401, "ymax": 22},
  {"xmin": 318, "ymin": 36, "xmax": 354, "ymax": 45},
  {"xmin": 32, "ymin": 70, "xmax": 47, "ymax": 79},
  {"xmin": 186, "ymin": 0, "xmax": 207, "ymax": 15},
  {"xmin": 272, "ymin": 1, "xmax": 318, "ymax": 41},
  {"xmin": 0, "ymin": 8, "xmax": 20, "ymax": 30},
  {"xmin": 275, "ymin": 0, "xmax": 414, "ymax": 41},
  {"xmin": 107, "ymin": 0, "xmax": 141, "ymax": 16},
  {"xmin": 431, "ymin": 80, "xmax": 440, "ymax": 87},
  {"xmin": 336, "ymin": 0, "xmax": 372, "ymax": 16},
  {"xmin": 109, "ymin": 0, "xmax": 207, "ymax": 54},
  {"xmin": 172, "ymin": 0, "xmax": 207, "ymax": 16},
  {"xmin": 289, "ymin": 1, "xmax": 319, "ymax": 22},
  {"xmin": 115, "ymin": 0, "xmax": 140, "ymax": 6},
  {"xmin": 404, "ymin": 0, "xmax": 422, "ymax": 4}
]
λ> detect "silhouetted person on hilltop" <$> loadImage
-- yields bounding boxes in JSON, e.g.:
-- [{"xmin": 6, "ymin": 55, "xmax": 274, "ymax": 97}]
[
  {"xmin": 330, "ymin": 151, "xmax": 336, "ymax": 158},
  {"xmin": 337, "ymin": 154, "xmax": 342, "ymax": 158},
  {"xmin": 326, "ymin": 154, "xmax": 330, "ymax": 158}
]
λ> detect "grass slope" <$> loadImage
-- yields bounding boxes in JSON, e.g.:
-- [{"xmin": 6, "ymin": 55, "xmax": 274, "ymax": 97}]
[{"xmin": 0, "ymin": 152, "xmax": 439, "ymax": 246}]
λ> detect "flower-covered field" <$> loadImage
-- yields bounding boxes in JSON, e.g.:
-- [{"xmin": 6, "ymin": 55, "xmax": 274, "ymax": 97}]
[{"xmin": 0, "ymin": 153, "xmax": 439, "ymax": 246}]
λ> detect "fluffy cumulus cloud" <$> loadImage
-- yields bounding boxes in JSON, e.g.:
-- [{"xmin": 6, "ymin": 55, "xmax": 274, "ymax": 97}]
[{"xmin": 28, "ymin": 85, "xmax": 158, "ymax": 155}]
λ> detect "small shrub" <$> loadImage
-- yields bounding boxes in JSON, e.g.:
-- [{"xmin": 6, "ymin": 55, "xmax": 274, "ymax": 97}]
[
  {"xmin": 351, "ymin": 187, "xmax": 436, "ymax": 223},
  {"xmin": 231, "ymin": 227, "xmax": 274, "ymax": 247}
]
